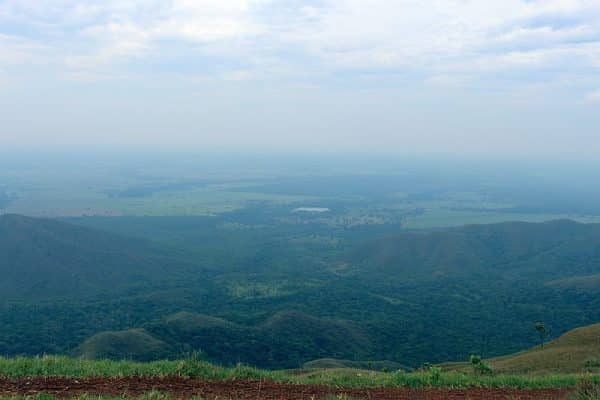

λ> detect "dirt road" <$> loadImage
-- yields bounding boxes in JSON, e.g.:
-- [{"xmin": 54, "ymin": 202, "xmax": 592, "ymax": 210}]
[{"xmin": 0, "ymin": 376, "xmax": 572, "ymax": 399}]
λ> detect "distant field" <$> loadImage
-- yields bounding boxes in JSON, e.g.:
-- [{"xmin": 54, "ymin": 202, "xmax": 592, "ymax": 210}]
[
  {"xmin": 402, "ymin": 209, "xmax": 600, "ymax": 229},
  {"xmin": 4, "ymin": 180, "xmax": 600, "ymax": 229},
  {"xmin": 0, "ymin": 184, "xmax": 319, "ymax": 217},
  {"xmin": 4, "ymin": 159, "xmax": 600, "ymax": 230}
]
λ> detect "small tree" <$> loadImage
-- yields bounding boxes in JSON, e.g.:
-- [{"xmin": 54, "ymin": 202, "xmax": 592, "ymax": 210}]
[
  {"xmin": 470, "ymin": 354, "xmax": 482, "ymax": 367},
  {"xmin": 470, "ymin": 354, "xmax": 492, "ymax": 375},
  {"xmin": 535, "ymin": 322, "xmax": 548, "ymax": 348}
]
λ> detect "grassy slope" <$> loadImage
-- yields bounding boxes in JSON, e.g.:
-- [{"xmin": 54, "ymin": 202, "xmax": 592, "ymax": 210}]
[
  {"xmin": 442, "ymin": 323, "xmax": 600, "ymax": 375},
  {"xmin": 0, "ymin": 356, "xmax": 597, "ymax": 389}
]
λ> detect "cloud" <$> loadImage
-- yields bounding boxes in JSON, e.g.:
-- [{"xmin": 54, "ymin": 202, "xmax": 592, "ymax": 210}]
[
  {"xmin": 425, "ymin": 74, "xmax": 470, "ymax": 89},
  {"xmin": 0, "ymin": 0, "xmax": 599, "ymax": 88},
  {"xmin": 0, "ymin": 33, "xmax": 48, "ymax": 65},
  {"xmin": 584, "ymin": 89, "xmax": 600, "ymax": 103}
]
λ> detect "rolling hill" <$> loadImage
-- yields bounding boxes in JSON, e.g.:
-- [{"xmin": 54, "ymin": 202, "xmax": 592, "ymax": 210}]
[
  {"xmin": 0, "ymin": 214, "xmax": 201, "ymax": 300},
  {"xmin": 302, "ymin": 358, "xmax": 409, "ymax": 371},
  {"xmin": 75, "ymin": 329, "xmax": 172, "ymax": 361},
  {"xmin": 352, "ymin": 219, "xmax": 600, "ymax": 283},
  {"xmin": 76, "ymin": 310, "xmax": 372, "ymax": 369},
  {"xmin": 2, "ymin": 214, "xmax": 600, "ymax": 369},
  {"xmin": 442, "ymin": 322, "xmax": 600, "ymax": 374}
]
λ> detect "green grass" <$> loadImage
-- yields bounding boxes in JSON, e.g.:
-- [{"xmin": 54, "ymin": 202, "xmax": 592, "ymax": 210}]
[
  {"xmin": 0, "ymin": 356, "xmax": 598, "ymax": 389},
  {"xmin": 441, "ymin": 323, "xmax": 600, "ymax": 375}
]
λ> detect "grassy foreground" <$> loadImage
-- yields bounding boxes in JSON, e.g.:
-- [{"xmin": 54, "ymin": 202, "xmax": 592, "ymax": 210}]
[{"xmin": 0, "ymin": 356, "xmax": 599, "ymax": 389}]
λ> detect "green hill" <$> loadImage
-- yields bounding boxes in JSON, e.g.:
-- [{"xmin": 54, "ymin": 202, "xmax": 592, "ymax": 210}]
[
  {"xmin": 353, "ymin": 219, "xmax": 600, "ymax": 282},
  {"xmin": 546, "ymin": 274, "xmax": 600, "ymax": 292},
  {"xmin": 164, "ymin": 311, "xmax": 237, "ymax": 332},
  {"xmin": 442, "ymin": 323, "xmax": 600, "ymax": 374},
  {"xmin": 0, "ymin": 214, "xmax": 200, "ymax": 300},
  {"xmin": 302, "ymin": 358, "xmax": 409, "ymax": 371},
  {"xmin": 3, "ymin": 215, "xmax": 600, "ymax": 369},
  {"xmin": 487, "ymin": 323, "xmax": 600, "ymax": 374},
  {"xmin": 74, "ymin": 329, "xmax": 172, "ymax": 361},
  {"xmin": 259, "ymin": 310, "xmax": 372, "ymax": 362},
  {"xmin": 77, "ymin": 310, "xmax": 372, "ymax": 368}
]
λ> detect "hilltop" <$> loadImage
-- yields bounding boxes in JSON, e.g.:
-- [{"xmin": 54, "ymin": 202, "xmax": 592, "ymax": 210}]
[{"xmin": 74, "ymin": 329, "xmax": 172, "ymax": 362}]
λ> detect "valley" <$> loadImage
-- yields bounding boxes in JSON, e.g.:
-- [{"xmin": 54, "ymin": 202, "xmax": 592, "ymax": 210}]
[{"xmin": 2, "ymin": 213, "xmax": 600, "ymax": 370}]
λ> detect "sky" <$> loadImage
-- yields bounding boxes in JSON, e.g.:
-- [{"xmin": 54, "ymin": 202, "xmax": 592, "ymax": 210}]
[{"xmin": 1, "ymin": 0, "xmax": 599, "ymax": 158}]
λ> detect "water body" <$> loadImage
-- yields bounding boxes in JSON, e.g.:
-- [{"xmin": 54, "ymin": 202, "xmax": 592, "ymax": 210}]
[{"xmin": 292, "ymin": 207, "xmax": 330, "ymax": 213}]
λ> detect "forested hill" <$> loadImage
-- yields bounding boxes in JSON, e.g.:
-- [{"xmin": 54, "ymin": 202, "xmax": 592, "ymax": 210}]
[
  {"xmin": 75, "ymin": 310, "xmax": 373, "ymax": 368},
  {"xmin": 0, "ymin": 214, "xmax": 202, "ymax": 301},
  {"xmin": 352, "ymin": 219, "xmax": 600, "ymax": 283},
  {"xmin": 1, "ymin": 214, "xmax": 599, "ymax": 368}
]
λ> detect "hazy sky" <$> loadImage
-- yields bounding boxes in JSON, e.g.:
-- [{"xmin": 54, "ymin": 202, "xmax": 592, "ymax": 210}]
[{"xmin": 1, "ymin": 1, "xmax": 599, "ymax": 157}]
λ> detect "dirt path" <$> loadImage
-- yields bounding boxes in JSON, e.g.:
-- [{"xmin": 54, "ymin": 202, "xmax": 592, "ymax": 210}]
[{"xmin": 0, "ymin": 377, "xmax": 572, "ymax": 399}]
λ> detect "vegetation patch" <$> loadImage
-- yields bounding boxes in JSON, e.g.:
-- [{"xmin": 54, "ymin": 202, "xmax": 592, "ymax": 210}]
[
  {"xmin": 0, "ymin": 356, "xmax": 598, "ymax": 390},
  {"xmin": 443, "ymin": 323, "xmax": 600, "ymax": 375},
  {"xmin": 74, "ymin": 330, "xmax": 172, "ymax": 362}
]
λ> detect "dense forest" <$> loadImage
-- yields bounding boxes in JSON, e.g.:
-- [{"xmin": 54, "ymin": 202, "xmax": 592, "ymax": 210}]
[{"xmin": 1, "ymin": 213, "xmax": 600, "ymax": 368}]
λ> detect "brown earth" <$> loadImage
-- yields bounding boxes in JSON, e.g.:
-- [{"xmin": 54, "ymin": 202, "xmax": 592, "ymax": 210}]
[{"xmin": 0, "ymin": 377, "xmax": 574, "ymax": 399}]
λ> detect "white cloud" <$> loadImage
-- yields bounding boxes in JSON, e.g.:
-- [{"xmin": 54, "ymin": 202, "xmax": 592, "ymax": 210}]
[
  {"xmin": 584, "ymin": 89, "xmax": 600, "ymax": 103},
  {"xmin": 0, "ymin": 0, "xmax": 599, "ymax": 86},
  {"xmin": 0, "ymin": 33, "xmax": 49, "ymax": 65},
  {"xmin": 425, "ymin": 74, "xmax": 470, "ymax": 89}
]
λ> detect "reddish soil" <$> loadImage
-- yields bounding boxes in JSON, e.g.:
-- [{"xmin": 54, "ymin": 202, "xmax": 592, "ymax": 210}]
[{"xmin": 0, "ymin": 377, "xmax": 572, "ymax": 399}]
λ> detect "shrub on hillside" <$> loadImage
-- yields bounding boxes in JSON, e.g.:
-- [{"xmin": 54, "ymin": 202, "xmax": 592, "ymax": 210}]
[
  {"xmin": 470, "ymin": 354, "xmax": 493, "ymax": 375},
  {"xmin": 584, "ymin": 358, "xmax": 600, "ymax": 372}
]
